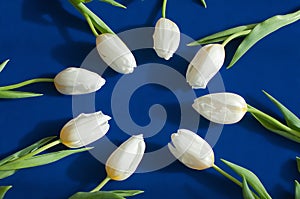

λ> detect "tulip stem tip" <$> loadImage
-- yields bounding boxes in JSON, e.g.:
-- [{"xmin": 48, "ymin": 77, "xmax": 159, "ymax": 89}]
[
  {"xmin": 90, "ymin": 176, "xmax": 111, "ymax": 193},
  {"xmin": 162, "ymin": 0, "xmax": 167, "ymax": 18}
]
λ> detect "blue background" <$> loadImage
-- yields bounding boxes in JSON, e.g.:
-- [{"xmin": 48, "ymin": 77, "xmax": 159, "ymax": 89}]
[{"xmin": 0, "ymin": 0, "xmax": 299, "ymax": 199}]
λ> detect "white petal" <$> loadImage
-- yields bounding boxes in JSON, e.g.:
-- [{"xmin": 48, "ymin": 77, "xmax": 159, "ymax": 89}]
[
  {"xmin": 193, "ymin": 92, "xmax": 247, "ymax": 124},
  {"xmin": 96, "ymin": 33, "xmax": 136, "ymax": 74},
  {"xmin": 54, "ymin": 67, "xmax": 105, "ymax": 95},
  {"xmin": 186, "ymin": 44, "xmax": 225, "ymax": 89},
  {"xmin": 153, "ymin": 18, "xmax": 180, "ymax": 60},
  {"xmin": 106, "ymin": 134, "xmax": 145, "ymax": 181},
  {"xmin": 60, "ymin": 111, "xmax": 111, "ymax": 148},
  {"xmin": 169, "ymin": 129, "xmax": 214, "ymax": 170}
]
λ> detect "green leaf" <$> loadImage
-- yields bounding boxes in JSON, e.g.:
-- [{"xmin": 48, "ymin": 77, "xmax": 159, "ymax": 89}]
[
  {"xmin": 228, "ymin": 9, "xmax": 300, "ymax": 68},
  {"xmin": 221, "ymin": 159, "xmax": 271, "ymax": 199},
  {"xmin": 72, "ymin": 0, "xmax": 93, "ymax": 4},
  {"xmin": 200, "ymin": 0, "xmax": 207, "ymax": 8},
  {"xmin": 0, "ymin": 170, "xmax": 16, "ymax": 180},
  {"xmin": 262, "ymin": 90, "xmax": 300, "ymax": 131},
  {"xmin": 0, "ymin": 147, "xmax": 91, "ymax": 170},
  {"xmin": 69, "ymin": 191, "xmax": 125, "ymax": 199},
  {"xmin": 100, "ymin": 0, "xmax": 126, "ymax": 9},
  {"xmin": 242, "ymin": 177, "xmax": 256, "ymax": 199},
  {"xmin": 0, "ymin": 59, "xmax": 9, "ymax": 73},
  {"xmin": 188, "ymin": 23, "xmax": 257, "ymax": 46},
  {"xmin": 296, "ymin": 181, "xmax": 300, "ymax": 199},
  {"xmin": 297, "ymin": 157, "xmax": 300, "ymax": 173},
  {"xmin": 110, "ymin": 190, "xmax": 144, "ymax": 197},
  {"xmin": 0, "ymin": 136, "xmax": 56, "ymax": 166},
  {"xmin": 0, "ymin": 90, "xmax": 43, "ymax": 99},
  {"xmin": 0, "ymin": 186, "xmax": 12, "ymax": 199},
  {"xmin": 249, "ymin": 110, "xmax": 300, "ymax": 143}
]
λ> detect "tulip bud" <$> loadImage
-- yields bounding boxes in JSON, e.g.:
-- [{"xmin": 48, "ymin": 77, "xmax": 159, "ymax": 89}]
[
  {"xmin": 106, "ymin": 134, "xmax": 145, "ymax": 181},
  {"xmin": 54, "ymin": 67, "xmax": 105, "ymax": 95},
  {"xmin": 192, "ymin": 92, "xmax": 247, "ymax": 124},
  {"xmin": 60, "ymin": 111, "xmax": 111, "ymax": 148},
  {"xmin": 153, "ymin": 18, "xmax": 180, "ymax": 60},
  {"xmin": 186, "ymin": 44, "xmax": 225, "ymax": 89},
  {"xmin": 96, "ymin": 33, "xmax": 137, "ymax": 74},
  {"xmin": 168, "ymin": 129, "xmax": 214, "ymax": 170}
]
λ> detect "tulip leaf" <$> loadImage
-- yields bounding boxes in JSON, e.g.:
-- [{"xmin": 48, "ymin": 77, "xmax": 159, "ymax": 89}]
[
  {"xmin": 110, "ymin": 190, "xmax": 144, "ymax": 197},
  {"xmin": 0, "ymin": 90, "xmax": 43, "ymax": 99},
  {"xmin": 228, "ymin": 9, "xmax": 300, "ymax": 68},
  {"xmin": 0, "ymin": 59, "xmax": 9, "ymax": 73},
  {"xmin": 69, "ymin": 191, "xmax": 125, "ymax": 199},
  {"xmin": 0, "ymin": 170, "xmax": 16, "ymax": 180},
  {"xmin": 188, "ymin": 23, "xmax": 257, "ymax": 46},
  {"xmin": 296, "ymin": 181, "xmax": 300, "ymax": 199},
  {"xmin": 297, "ymin": 157, "xmax": 300, "ymax": 173},
  {"xmin": 0, "ymin": 136, "xmax": 57, "ymax": 166},
  {"xmin": 0, "ymin": 186, "xmax": 12, "ymax": 199},
  {"xmin": 0, "ymin": 148, "xmax": 91, "ymax": 170},
  {"xmin": 100, "ymin": 0, "xmax": 126, "ymax": 9},
  {"xmin": 250, "ymin": 111, "xmax": 300, "ymax": 143},
  {"xmin": 221, "ymin": 159, "xmax": 272, "ymax": 199},
  {"xmin": 242, "ymin": 177, "xmax": 256, "ymax": 199},
  {"xmin": 262, "ymin": 90, "xmax": 300, "ymax": 131}
]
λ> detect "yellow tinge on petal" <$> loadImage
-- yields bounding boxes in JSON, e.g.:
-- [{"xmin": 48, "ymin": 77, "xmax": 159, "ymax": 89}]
[{"xmin": 105, "ymin": 134, "xmax": 146, "ymax": 181}]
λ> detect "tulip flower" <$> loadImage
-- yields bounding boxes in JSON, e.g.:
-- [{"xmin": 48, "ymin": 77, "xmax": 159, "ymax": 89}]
[
  {"xmin": 153, "ymin": 0, "xmax": 180, "ymax": 60},
  {"xmin": 96, "ymin": 33, "xmax": 137, "ymax": 74},
  {"xmin": 186, "ymin": 44, "xmax": 225, "ymax": 89},
  {"xmin": 168, "ymin": 129, "xmax": 270, "ymax": 199},
  {"xmin": 60, "ymin": 111, "xmax": 111, "ymax": 148},
  {"xmin": 0, "ymin": 65, "xmax": 105, "ymax": 99},
  {"xmin": 70, "ymin": 135, "xmax": 146, "ymax": 198},
  {"xmin": 69, "ymin": 0, "xmax": 137, "ymax": 74},
  {"xmin": 54, "ymin": 67, "xmax": 106, "ymax": 95},
  {"xmin": 106, "ymin": 134, "xmax": 146, "ymax": 181},
  {"xmin": 153, "ymin": 18, "xmax": 180, "ymax": 60},
  {"xmin": 192, "ymin": 92, "xmax": 247, "ymax": 124},
  {"xmin": 192, "ymin": 91, "xmax": 300, "ymax": 143},
  {"xmin": 0, "ymin": 111, "xmax": 114, "ymax": 180},
  {"xmin": 168, "ymin": 129, "xmax": 214, "ymax": 170}
]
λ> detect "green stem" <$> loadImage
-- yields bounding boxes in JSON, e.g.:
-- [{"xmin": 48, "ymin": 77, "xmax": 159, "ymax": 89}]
[
  {"xmin": 90, "ymin": 176, "xmax": 111, "ymax": 192},
  {"xmin": 16, "ymin": 139, "xmax": 61, "ymax": 162},
  {"xmin": 162, "ymin": 0, "xmax": 167, "ymax": 18},
  {"xmin": 212, "ymin": 164, "xmax": 242, "ymax": 187},
  {"xmin": 247, "ymin": 104, "xmax": 300, "ymax": 137},
  {"xmin": 0, "ymin": 78, "xmax": 54, "ymax": 91},
  {"xmin": 69, "ymin": 0, "xmax": 114, "ymax": 35},
  {"xmin": 212, "ymin": 164, "xmax": 260, "ymax": 199},
  {"xmin": 221, "ymin": 30, "xmax": 251, "ymax": 47},
  {"xmin": 84, "ymin": 13, "xmax": 99, "ymax": 37}
]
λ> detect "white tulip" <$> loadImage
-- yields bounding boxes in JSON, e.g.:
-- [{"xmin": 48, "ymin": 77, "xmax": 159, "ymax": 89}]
[
  {"xmin": 106, "ymin": 134, "xmax": 145, "ymax": 181},
  {"xmin": 54, "ymin": 67, "xmax": 105, "ymax": 95},
  {"xmin": 60, "ymin": 111, "xmax": 111, "ymax": 148},
  {"xmin": 186, "ymin": 44, "xmax": 225, "ymax": 89},
  {"xmin": 192, "ymin": 92, "xmax": 247, "ymax": 124},
  {"xmin": 168, "ymin": 129, "xmax": 214, "ymax": 170},
  {"xmin": 96, "ymin": 33, "xmax": 137, "ymax": 74},
  {"xmin": 153, "ymin": 17, "xmax": 180, "ymax": 60}
]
